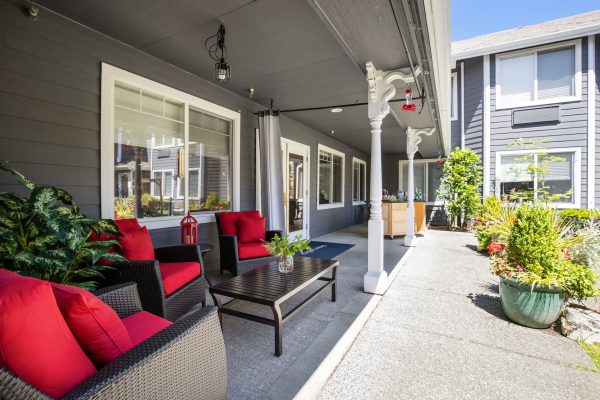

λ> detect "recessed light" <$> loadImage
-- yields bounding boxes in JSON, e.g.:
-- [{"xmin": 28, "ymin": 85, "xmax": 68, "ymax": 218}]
[
  {"xmin": 330, "ymin": 108, "xmax": 343, "ymax": 113},
  {"xmin": 330, "ymin": 130, "xmax": 335, "ymax": 135}
]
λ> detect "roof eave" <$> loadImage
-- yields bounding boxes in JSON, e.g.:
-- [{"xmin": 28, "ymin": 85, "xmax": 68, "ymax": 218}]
[{"xmin": 451, "ymin": 23, "xmax": 600, "ymax": 62}]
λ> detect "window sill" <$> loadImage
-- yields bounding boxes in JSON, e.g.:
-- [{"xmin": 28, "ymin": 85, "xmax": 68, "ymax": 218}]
[
  {"xmin": 352, "ymin": 201, "xmax": 366, "ymax": 206},
  {"xmin": 495, "ymin": 95, "xmax": 581, "ymax": 111},
  {"xmin": 317, "ymin": 202, "xmax": 345, "ymax": 210},
  {"xmin": 138, "ymin": 212, "xmax": 217, "ymax": 230}
]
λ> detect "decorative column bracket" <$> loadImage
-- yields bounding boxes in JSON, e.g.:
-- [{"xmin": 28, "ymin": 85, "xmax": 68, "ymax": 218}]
[
  {"xmin": 404, "ymin": 127, "xmax": 435, "ymax": 247},
  {"xmin": 364, "ymin": 62, "xmax": 422, "ymax": 295}
]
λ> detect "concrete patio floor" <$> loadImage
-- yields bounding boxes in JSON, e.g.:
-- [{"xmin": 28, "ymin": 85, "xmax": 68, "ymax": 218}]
[
  {"xmin": 318, "ymin": 229, "xmax": 600, "ymax": 400},
  {"xmin": 203, "ymin": 223, "xmax": 409, "ymax": 400}
]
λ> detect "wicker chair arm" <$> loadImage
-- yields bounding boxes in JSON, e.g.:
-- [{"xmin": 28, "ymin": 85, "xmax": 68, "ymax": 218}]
[
  {"xmin": 266, "ymin": 230, "xmax": 283, "ymax": 241},
  {"xmin": 103, "ymin": 260, "xmax": 166, "ymax": 318},
  {"xmin": 0, "ymin": 368, "xmax": 51, "ymax": 400},
  {"xmin": 63, "ymin": 307, "xmax": 227, "ymax": 400},
  {"xmin": 219, "ymin": 234, "xmax": 239, "ymax": 264},
  {"xmin": 95, "ymin": 283, "xmax": 143, "ymax": 319},
  {"xmin": 154, "ymin": 245, "xmax": 201, "ymax": 264}
]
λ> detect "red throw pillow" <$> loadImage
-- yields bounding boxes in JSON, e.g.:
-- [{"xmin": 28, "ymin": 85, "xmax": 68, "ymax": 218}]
[
  {"xmin": 122, "ymin": 311, "xmax": 173, "ymax": 346},
  {"xmin": 114, "ymin": 218, "xmax": 142, "ymax": 234},
  {"xmin": 0, "ymin": 269, "xmax": 96, "ymax": 399},
  {"xmin": 118, "ymin": 226, "xmax": 155, "ymax": 260},
  {"xmin": 218, "ymin": 211, "xmax": 260, "ymax": 235},
  {"xmin": 51, "ymin": 283, "xmax": 133, "ymax": 367},
  {"xmin": 237, "ymin": 216, "xmax": 267, "ymax": 243}
]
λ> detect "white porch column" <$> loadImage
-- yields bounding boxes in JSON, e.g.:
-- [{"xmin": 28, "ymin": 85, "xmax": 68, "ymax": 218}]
[
  {"xmin": 404, "ymin": 127, "xmax": 435, "ymax": 247},
  {"xmin": 364, "ymin": 62, "xmax": 421, "ymax": 294}
]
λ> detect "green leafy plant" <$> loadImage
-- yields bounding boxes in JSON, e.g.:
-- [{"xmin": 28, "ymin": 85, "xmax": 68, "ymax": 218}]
[
  {"xmin": 114, "ymin": 197, "xmax": 134, "ymax": 219},
  {"xmin": 437, "ymin": 147, "xmax": 482, "ymax": 228},
  {"xmin": 204, "ymin": 192, "xmax": 219, "ymax": 209},
  {"xmin": 560, "ymin": 208, "xmax": 600, "ymax": 231},
  {"xmin": 474, "ymin": 197, "xmax": 516, "ymax": 250},
  {"xmin": 263, "ymin": 234, "xmax": 311, "ymax": 258},
  {"xmin": 0, "ymin": 162, "xmax": 124, "ymax": 289},
  {"xmin": 568, "ymin": 220, "xmax": 600, "ymax": 269},
  {"xmin": 490, "ymin": 204, "xmax": 599, "ymax": 301}
]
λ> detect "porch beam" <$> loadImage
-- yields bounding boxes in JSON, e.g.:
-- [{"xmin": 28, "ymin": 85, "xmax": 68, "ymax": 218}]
[
  {"xmin": 364, "ymin": 61, "xmax": 420, "ymax": 294},
  {"xmin": 404, "ymin": 127, "xmax": 435, "ymax": 247}
]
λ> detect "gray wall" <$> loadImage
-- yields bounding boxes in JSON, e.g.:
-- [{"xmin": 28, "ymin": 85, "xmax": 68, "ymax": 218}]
[
  {"xmin": 0, "ymin": 0, "xmax": 369, "ymax": 261},
  {"xmin": 462, "ymin": 57, "xmax": 484, "ymax": 161},
  {"xmin": 450, "ymin": 67, "xmax": 462, "ymax": 150}
]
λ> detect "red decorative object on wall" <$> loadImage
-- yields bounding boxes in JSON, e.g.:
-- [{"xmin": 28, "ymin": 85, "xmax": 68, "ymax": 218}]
[
  {"xmin": 180, "ymin": 211, "xmax": 198, "ymax": 245},
  {"xmin": 402, "ymin": 88, "xmax": 416, "ymax": 112}
]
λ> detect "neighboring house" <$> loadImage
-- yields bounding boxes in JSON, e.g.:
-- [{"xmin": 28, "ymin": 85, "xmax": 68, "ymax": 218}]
[{"xmin": 450, "ymin": 11, "xmax": 600, "ymax": 210}]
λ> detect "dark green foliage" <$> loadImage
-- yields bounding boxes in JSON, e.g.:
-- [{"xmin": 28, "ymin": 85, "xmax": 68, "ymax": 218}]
[
  {"xmin": 0, "ymin": 162, "xmax": 124, "ymax": 289},
  {"xmin": 560, "ymin": 208, "xmax": 600, "ymax": 228}
]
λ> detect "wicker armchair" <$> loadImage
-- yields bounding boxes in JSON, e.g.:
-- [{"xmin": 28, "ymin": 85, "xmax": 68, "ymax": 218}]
[
  {"xmin": 215, "ymin": 211, "xmax": 281, "ymax": 276},
  {"xmin": 102, "ymin": 244, "xmax": 206, "ymax": 322},
  {"xmin": 0, "ymin": 283, "xmax": 227, "ymax": 400}
]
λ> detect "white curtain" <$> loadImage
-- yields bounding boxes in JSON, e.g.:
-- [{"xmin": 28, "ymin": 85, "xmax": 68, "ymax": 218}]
[{"xmin": 258, "ymin": 111, "xmax": 285, "ymax": 232}]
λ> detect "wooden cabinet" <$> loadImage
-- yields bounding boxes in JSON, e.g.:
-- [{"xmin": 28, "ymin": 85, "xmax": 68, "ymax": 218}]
[{"xmin": 381, "ymin": 202, "xmax": 426, "ymax": 238}]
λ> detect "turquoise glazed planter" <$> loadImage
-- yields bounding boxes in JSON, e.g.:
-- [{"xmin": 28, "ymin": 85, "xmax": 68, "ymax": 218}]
[{"xmin": 499, "ymin": 275, "xmax": 565, "ymax": 329}]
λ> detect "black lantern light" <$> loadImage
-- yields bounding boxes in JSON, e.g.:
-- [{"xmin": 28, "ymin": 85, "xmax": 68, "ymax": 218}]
[{"xmin": 205, "ymin": 24, "xmax": 231, "ymax": 83}]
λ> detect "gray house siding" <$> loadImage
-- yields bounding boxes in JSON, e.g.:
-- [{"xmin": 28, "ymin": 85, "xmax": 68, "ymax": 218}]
[
  {"xmin": 450, "ymin": 66, "xmax": 462, "ymax": 150},
  {"xmin": 462, "ymin": 57, "xmax": 484, "ymax": 161},
  {"xmin": 488, "ymin": 39, "xmax": 590, "ymax": 207},
  {"xmin": 0, "ymin": 0, "xmax": 367, "ymax": 259}
]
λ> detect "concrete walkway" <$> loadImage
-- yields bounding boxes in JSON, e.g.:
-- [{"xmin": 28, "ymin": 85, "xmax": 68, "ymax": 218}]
[{"xmin": 319, "ymin": 229, "xmax": 600, "ymax": 400}]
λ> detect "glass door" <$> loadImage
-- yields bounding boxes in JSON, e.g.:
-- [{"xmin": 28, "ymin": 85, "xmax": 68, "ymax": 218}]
[{"xmin": 281, "ymin": 139, "xmax": 310, "ymax": 239}]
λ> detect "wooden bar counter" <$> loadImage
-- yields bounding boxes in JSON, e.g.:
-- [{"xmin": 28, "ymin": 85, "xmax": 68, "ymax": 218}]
[{"xmin": 381, "ymin": 201, "xmax": 426, "ymax": 238}]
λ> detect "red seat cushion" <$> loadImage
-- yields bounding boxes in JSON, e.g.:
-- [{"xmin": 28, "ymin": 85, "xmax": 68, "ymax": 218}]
[
  {"xmin": 51, "ymin": 283, "xmax": 133, "ymax": 367},
  {"xmin": 118, "ymin": 226, "xmax": 155, "ymax": 261},
  {"xmin": 238, "ymin": 242, "xmax": 272, "ymax": 260},
  {"xmin": 238, "ymin": 216, "xmax": 267, "ymax": 244},
  {"xmin": 159, "ymin": 262, "xmax": 201, "ymax": 296},
  {"xmin": 0, "ymin": 270, "xmax": 96, "ymax": 399},
  {"xmin": 121, "ymin": 311, "xmax": 173, "ymax": 346},
  {"xmin": 218, "ymin": 211, "xmax": 260, "ymax": 235}
]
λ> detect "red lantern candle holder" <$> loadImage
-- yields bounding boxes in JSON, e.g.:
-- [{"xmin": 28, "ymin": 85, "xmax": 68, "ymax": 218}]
[{"xmin": 180, "ymin": 211, "xmax": 199, "ymax": 245}]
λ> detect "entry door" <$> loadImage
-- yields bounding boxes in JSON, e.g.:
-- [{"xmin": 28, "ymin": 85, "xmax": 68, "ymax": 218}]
[{"xmin": 281, "ymin": 139, "xmax": 310, "ymax": 240}]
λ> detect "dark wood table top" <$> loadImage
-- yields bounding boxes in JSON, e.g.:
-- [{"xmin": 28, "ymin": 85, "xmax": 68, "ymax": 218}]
[{"xmin": 209, "ymin": 256, "xmax": 338, "ymax": 305}]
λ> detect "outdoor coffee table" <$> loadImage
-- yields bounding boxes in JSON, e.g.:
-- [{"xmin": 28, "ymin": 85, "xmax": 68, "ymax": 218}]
[{"xmin": 208, "ymin": 256, "xmax": 338, "ymax": 356}]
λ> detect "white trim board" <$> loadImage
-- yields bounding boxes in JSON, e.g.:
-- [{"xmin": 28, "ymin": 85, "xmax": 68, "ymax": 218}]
[
  {"xmin": 352, "ymin": 157, "xmax": 367, "ymax": 206},
  {"xmin": 483, "ymin": 55, "xmax": 491, "ymax": 197},
  {"xmin": 450, "ymin": 71, "xmax": 458, "ymax": 121},
  {"xmin": 460, "ymin": 61, "xmax": 465, "ymax": 150},
  {"xmin": 101, "ymin": 63, "xmax": 241, "ymax": 229},
  {"xmin": 587, "ymin": 35, "xmax": 596, "ymax": 209}
]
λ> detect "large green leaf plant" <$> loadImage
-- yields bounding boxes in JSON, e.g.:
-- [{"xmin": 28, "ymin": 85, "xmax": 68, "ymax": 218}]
[{"xmin": 0, "ymin": 162, "xmax": 124, "ymax": 289}]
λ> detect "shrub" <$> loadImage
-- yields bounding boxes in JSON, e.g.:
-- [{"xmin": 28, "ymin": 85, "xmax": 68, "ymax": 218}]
[
  {"xmin": 437, "ymin": 148, "xmax": 482, "ymax": 228},
  {"xmin": 479, "ymin": 196, "xmax": 503, "ymax": 223},
  {"xmin": 569, "ymin": 220, "xmax": 600, "ymax": 269},
  {"xmin": 474, "ymin": 200, "xmax": 516, "ymax": 251},
  {"xmin": 560, "ymin": 209, "xmax": 600, "ymax": 230}
]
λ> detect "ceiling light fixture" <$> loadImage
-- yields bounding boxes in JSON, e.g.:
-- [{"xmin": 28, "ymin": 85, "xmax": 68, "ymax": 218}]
[
  {"xmin": 330, "ymin": 130, "xmax": 335, "ymax": 135},
  {"xmin": 205, "ymin": 24, "xmax": 231, "ymax": 83},
  {"xmin": 330, "ymin": 107, "xmax": 343, "ymax": 113}
]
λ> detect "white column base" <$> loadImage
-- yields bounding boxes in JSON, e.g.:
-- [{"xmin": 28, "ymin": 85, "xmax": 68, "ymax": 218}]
[
  {"xmin": 403, "ymin": 234, "xmax": 416, "ymax": 247},
  {"xmin": 364, "ymin": 270, "xmax": 388, "ymax": 295}
]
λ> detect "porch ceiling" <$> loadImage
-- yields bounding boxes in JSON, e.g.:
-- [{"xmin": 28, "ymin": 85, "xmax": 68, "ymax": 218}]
[{"xmin": 34, "ymin": 0, "xmax": 441, "ymax": 156}]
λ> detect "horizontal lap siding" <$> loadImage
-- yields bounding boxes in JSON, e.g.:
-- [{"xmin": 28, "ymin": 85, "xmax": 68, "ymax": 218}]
[
  {"xmin": 489, "ymin": 40, "xmax": 590, "ymax": 207},
  {"xmin": 462, "ymin": 57, "xmax": 484, "ymax": 161}
]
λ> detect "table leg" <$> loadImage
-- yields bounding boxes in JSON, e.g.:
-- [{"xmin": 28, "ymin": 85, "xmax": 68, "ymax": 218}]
[
  {"xmin": 331, "ymin": 266, "xmax": 337, "ymax": 302},
  {"xmin": 209, "ymin": 291, "xmax": 223, "ymax": 328},
  {"xmin": 272, "ymin": 304, "xmax": 283, "ymax": 357}
]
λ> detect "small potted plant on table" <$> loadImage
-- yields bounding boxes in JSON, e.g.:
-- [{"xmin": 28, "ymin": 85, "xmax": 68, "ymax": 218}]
[
  {"xmin": 264, "ymin": 234, "xmax": 311, "ymax": 273},
  {"xmin": 489, "ymin": 205, "xmax": 598, "ymax": 328}
]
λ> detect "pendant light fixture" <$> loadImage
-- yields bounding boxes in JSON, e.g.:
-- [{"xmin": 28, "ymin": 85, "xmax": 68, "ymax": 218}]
[{"xmin": 205, "ymin": 24, "xmax": 231, "ymax": 83}]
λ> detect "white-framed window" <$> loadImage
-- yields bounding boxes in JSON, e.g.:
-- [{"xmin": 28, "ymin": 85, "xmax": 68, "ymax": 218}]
[
  {"xmin": 398, "ymin": 159, "xmax": 444, "ymax": 203},
  {"xmin": 450, "ymin": 72, "xmax": 458, "ymax": 121},
  {"xmin": 352, "ymin": 158, "xmax": 367, "ymax": 205},
  {"xmin": 495, "ymin": 39, "xmax": 581, "ymax": 109},
  {"xmin": 101, "ymin": 63, "xmax": 241, "ymax": 228},
  {"xmin": 495, "ymin": 148, "xmax": 580, "ymax": 208},
  {"xmin": 317, "ymin": 144, "xmax": 345, "ymax": 209}
]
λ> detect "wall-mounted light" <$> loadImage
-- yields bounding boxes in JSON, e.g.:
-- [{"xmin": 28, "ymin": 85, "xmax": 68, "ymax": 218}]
[
  {"xmin": 205, "ymin": 24, "xmax": 231, "ymax": 83},
  {"xmin": 26, "ymin": 5, "xmax": 39, "ymax": 20},
  {"xmin": 248, "ymin": 88, "xmax": 255, "ymax": 98},
  {"xmin": 330, "ymin": 108, "xmax": 343, "ymax": 113}
]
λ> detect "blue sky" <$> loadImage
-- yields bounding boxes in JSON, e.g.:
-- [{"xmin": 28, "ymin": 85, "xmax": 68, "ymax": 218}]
[{"xmin": 452, "ymin": 0, "xmax": 600, "ymax": 41}]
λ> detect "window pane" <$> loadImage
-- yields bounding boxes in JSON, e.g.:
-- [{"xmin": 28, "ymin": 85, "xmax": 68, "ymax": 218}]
[
  {"xmin": 499, "ymin": 154, "xmax": 534, "ymax": 200},
  {"xmin": 188, "ymin": 107, "xmax": 231, "ymax": 212},
  {"xmin": 319, "ymin": 151, "xmax": 332, "ymax": 204},
  {"xmin": 114, "ymin": 83, "xmax": 184, "ymax": 219},
  {"xmin": 400, "ymin": 163, "xmax": 425, "ymax": 200},
  {"xmin": 141, "ymin": 92, "xmax": 164, "ymax": 116},
  {"xmin": 542, "ymin": 152, "xmax": 574, "ymax": 203},
  {"xmin": 427, "ymin": 162, "xmax": 442, "ymax": 202},
  {"xmin": 498, "ymin": 53, "xmax": 534, "ymax": 104},
  {"xmin": 360, "ymin": 163, "xmax": 366, "ymax": 201},
  {"xmin": 332, "ymin": 154, "xmax": 343, "ymax": 203},
  {"xmin": 352, "ymin": 162, "xmax": 360, "ymax": 202},
  {"xmin": 538, "ymin": 47, "xmax": 575, "ymax": 99}
]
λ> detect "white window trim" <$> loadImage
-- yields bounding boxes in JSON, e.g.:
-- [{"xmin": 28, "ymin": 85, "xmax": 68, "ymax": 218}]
[
  {"xmin": 101, "ymin": 63, "xmax": 241, "ymax": 229},
  {"xmin": 398, "ymin": 159, "xmax": 445, "ymax": 205},
  {"xmin": 151, "ymin": 169, "xmax": 175, "ymax": 198},
  {"xmin": 317, "ymin": 144, "xmax": 345, "ymax": 210},
  {"xmin": 494, "ymin": 147, "xmax": 581, "ymax": 209},
  {"xmin": 450, "ymin": 72, "xmax": 458, "ymax": 121},
  {"xmin": 495, "ymin": 39, "xmax": 582, "ymax": 110},
  {"xmin": 352, "ymin": 157, "xmax": 367, "ymax": 205}
]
